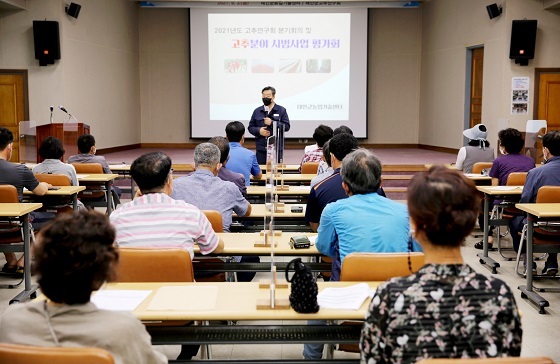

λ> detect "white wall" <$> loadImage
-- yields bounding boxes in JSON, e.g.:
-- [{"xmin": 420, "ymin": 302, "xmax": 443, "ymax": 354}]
[
  {"xmin": 0, "ymin": 0, "xmax": 140, "ymax": 149},
  {"xmin": 419, "ymin": 0, "xmax": 560, "ymax": 149}
]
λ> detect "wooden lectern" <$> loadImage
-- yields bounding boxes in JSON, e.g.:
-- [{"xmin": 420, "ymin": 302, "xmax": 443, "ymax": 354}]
[{"xmin": 36, "ymin": 123, "xmax": 90, "ymax": 162}]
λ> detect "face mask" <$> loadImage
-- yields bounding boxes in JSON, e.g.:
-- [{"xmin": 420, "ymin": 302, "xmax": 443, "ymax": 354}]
[{"xmin": 262, "ymin": 98, "xmax": 272, "ymax": 106}]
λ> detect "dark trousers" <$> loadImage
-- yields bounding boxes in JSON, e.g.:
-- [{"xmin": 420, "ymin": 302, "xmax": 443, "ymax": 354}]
[
  {"xmin": 509, "ymin": 215, "xmax": 557, "ymax": 265},
  {"xmin": 237, "ymin": 256, "xmax": 260, "ymax": 282},
  {"xmin": 256, "ymin": 150, "xmax": 267, "ymax": 165}
]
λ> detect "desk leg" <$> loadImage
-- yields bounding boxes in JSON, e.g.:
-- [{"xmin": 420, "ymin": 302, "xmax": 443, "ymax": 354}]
[
  {"xmin": 9, "ymin": 213, "xmax": 39, "ymax": 304},
  {"xmin": 477, "ymin": 194, "xmax": 500, "ymax": 273},
  {"xmin": 106, "ymin": 181, "xmax": 113, "ymax": 215},
  {"xmin": 518, "ymin": 215, "xmax": 549, "ymax": 314}
]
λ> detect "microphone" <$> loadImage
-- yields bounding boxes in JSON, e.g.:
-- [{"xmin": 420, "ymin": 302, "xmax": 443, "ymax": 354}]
[
  {"xmin": 59, "ymin": 105, "xmax": 78, "ymax": 122},
  {"xmin": 264, "ymin": 106, "xmax": 270, "ymax": 117},
  {"xmin": 59, "ymin": 105, "xmax": 68, "ymax": 114},
  {"xmin": 49, "ymin": 105, "xmax": 54, "ymax": 124}
]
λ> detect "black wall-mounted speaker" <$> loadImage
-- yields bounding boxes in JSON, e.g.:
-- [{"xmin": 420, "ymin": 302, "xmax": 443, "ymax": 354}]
[
  {"xmin": 33, "ymin": 21, "xmax": 61, "ymax": 66},
  {"xmin": 486, "ymin": 3, "xmax": 502, "ymax": 19},
  {"xmin": 66, "ymin": 2, "xmax": 81, "ymax": 19},
  {"xmin": 509, "ymin": 20, "xmax": 537, "ymax": 66}
]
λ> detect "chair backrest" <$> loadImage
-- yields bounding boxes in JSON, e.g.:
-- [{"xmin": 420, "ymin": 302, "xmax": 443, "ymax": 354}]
[
  {"xmin": 0, "ymin": 185, "xmax": 19, "ymax": 203},
  {"xmin": 505, "ymin": 172, "xmax": 527, "ymax": 186},
  {"xmin": 417, "ymin": 357, "xmax": 553, "ymax": 364},
  {"xmin": 471, "ymin": 162, "xmax": 493, "ymax": 174},
  {"xmin": 115, "ymin": 248, "xmax": 194, "ymax": 282},
  {"xmin": 536, "ymin": 186, "xmax": 560, "ymax": 203},
  {"xmin": 35, "ymin": 174, "xmax": 71, "ymax": 186},
  {"xmin": 301, "ymin": 162, "xmax": 320, "ymax": 174},
  {"xmin": 341, "ymin": 252, "xmax": 425, "ymax": 281},
  {"xmin": 0, "ymin": 343, "xmax": 115, "ymax": 364},
  {"xmin": 71, "ymin": 163, "xmax": 103, "ymax": 174},
  {"xmin": 202, "ymin": 210, "xmax": 224, "ymax": 233}
]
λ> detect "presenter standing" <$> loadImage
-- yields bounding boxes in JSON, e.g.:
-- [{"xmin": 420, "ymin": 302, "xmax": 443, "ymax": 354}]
[{"xmin": 248, "ymin": 86, "xmax": 290, "ymax": 165}]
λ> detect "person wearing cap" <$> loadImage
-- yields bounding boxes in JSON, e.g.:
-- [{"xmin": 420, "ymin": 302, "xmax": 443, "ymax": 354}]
[{"xmin": 455, "ymin": 124, "xmax": 494, "ymax": 173}]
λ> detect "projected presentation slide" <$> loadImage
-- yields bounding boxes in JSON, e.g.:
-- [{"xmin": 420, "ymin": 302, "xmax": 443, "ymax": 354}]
[{"xmin": 191, "ymin": 9, "xmax": 368, "ymax": 138}]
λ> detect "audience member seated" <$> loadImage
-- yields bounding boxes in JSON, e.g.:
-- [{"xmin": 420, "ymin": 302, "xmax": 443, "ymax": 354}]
[
  {"xmin": 360, "ymin": 166, "xmax": 522, "ymax": 363},
  {"xmin": 310, "ymin": 140, "xmax": 333, "ymax": 188},
  {"xmin": 225, "ymin": 121, "xmax": 262, "ymax": 186},
  {"xmin": 33, "ymin": 136, "xmax": 78, "ymax": 185},
  {"xmin": 333, "ymin": 125, "xmax": 353, "ymax": 136},
  {"xmin": 509, "ymin": 130, "xmax": 560, "ymax": 275},
  {"xmin": 304, "ymin": 148, "xmax": 413, "ymax": 361},
  {"xmin": 298, "ymin": 124, "xmax": 333, "ymax": 172},
  {"xmin": 110, "ymin": 151, "xmax": 223, "ymax": 360},
  {"xmin": 0, "ymin": 127, "xmax": 51, "ymax": 274},
  {"xmin": 455, "ymin": 123, "xmax": 494, "ymax": 173},
  {"xmin": 172, "ymin": 143, "xmax": 257, "ymax": 281},
  {"xmin": 0, "ymin": 210, "xmax": 168, "ymax": 364},
  {"xmin": 474, "ymin": 128, "xmax": 535, "ymax": 250},
  {"xmin": 209, "ymin": 136, "xmax": 247, "ymax": 197},
  {"xmin": 305, "ymin": 133, "xmax": 385, "ymax": 233},
  {"xmin": 68, "ymin": 134, "xmax": 121, "ymax": 201}
]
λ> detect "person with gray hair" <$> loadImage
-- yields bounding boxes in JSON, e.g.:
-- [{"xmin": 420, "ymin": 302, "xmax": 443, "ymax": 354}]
[
  {"xmin": 172, "ymin": 143, "xmax": 257, "ymax": 281},
  {"xmin": 304, "ymin": 148, "xmax": 416, "ymax": 361},
  {"xmin": 315, "ymin": 148, "xmax": 415, "ymax": 281},
  {"xmin": 172, "ymin": 143, "xmax": 251, "ymax": 232}
]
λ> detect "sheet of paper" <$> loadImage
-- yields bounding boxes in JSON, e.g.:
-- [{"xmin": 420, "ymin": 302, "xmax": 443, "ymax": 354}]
[
  {"xmin": 76, "ymin": 174, "xmax": 88, "ymax": 179},
  {"xmin": 464, "ymin": 173, "xmax": 487, "ymax": 178},
  {"xmin": 147, "ymin": 286, "xmax": 219, "ymax": 311},
  {"xmin": 307, "ymin": 235, "xmax": 317, "ymax": 243},
  {"xmin": 489, "ymin": 186, "xmax": 522, "ymax": 191},
  {"xmin": 91, "ymin": 290, "xmax": 152, "ymax": 311},
  {"xmin": 317, "ymin": 283, "xmax": 370, "ymax": 310}
]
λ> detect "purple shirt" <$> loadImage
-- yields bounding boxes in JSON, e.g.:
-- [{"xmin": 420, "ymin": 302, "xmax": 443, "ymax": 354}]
[{"xmin": 488, "ymin": 153, "xmax": 535, "ymax": 185}]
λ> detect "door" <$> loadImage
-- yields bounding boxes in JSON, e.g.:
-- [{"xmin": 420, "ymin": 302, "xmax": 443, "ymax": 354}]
[
  {"xmin": 0, "ymin": 71, "xmax": 29, "ymax": 162},
  {"xmin": 535, "ymin": 69, "xmax": 560, "ymax": 130},
  {"xmin": 469, "ymin": 47, "xmax": 484, "ymax": 128}
]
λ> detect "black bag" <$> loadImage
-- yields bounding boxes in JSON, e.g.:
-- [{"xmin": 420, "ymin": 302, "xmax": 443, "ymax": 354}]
[{"xmin": 285, "ymin": 258, "xmax": 319, "ymax": 313}]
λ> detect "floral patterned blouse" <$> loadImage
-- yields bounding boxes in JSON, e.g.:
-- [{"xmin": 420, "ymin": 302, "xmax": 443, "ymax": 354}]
[{"xmin": 360, "ymin": 264, "xmax": 522, "ymax": 363}]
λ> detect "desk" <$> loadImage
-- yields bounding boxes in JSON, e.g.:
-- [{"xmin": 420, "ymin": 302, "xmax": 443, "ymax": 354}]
[
  {"xmin": 515, "ymin": 203, "xmax": 560, "ymax": 314},
  {"xmin": 464, "ymin": 173, "xmax": 492, "ymax": 186},
  {"xmin": 252, "ymin": 173, "xmax": 316, "ymax": 185},
  {"xmin": 0, "ymin": 203, "xmax": 42, "ymax": 304},
  {"xmin": 476, "ymin": 186, "xmax": 523, "ymax": 273},
  {"xmin": 260, "ymin": 164, "xmax": 300, "ymax": 174},
  {"xmin": 247, "ymin": 186, "xmax": 311, "ymax": 204},
  {"xmin": 233, "ymin": 204, "xmax": 309, "ymax": 232},
  {"xmin": 109, "ymin": 164, "xmax": 134, "ymax": 196},
  {"xmin": 77, "ymin": 174, "xmax": 118, "ymax": 214},
  {"xmin": 24, "ymin": 186, "xmax": 85, "ymax": 210}
]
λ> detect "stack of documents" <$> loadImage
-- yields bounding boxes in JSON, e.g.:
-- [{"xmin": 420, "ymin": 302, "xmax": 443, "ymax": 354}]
[{"xmin": 317, "ymin": 283, "xmax": 371, "ymax": 310}]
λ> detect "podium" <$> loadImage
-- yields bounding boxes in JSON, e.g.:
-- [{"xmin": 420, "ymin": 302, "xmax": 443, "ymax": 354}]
[{"xmin": 36, "ymin": 123, "xmax": 90, "ymax": 162}]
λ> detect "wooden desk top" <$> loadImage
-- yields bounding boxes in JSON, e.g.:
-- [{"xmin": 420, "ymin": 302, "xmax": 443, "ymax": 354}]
[
  {"xmin": 515, "ymin": 203, "xmax": 560, "ymax": 218},
  {"xmin": 260, "ymin": 164, "xmax": 300, "ymax": 172},
  {"xmin": 194, "ymin": 232, "xmax": 318, "ymax": 255},
  {"xmin": 247, "ymin": 185, "xmax": 311, "ymax": 196},
  {"xmin": 464, "ymin": 173, "xmax": 492, "ymax": 181},
  {"xmin": 77, "ymin": 174, "xmax": 119, "ymax": 182},
  {"xmin": 477, "ymin": 186, "xmax": 523, "ymax": 195},
  {"xmin": 102, "ymin": 281, "xmax": 378, "ymax": 321},
  {"xmin": 253, "ymin": 174, "xmax": 316, "ymax": 183},
  {"xmin": 0, "ymin": 203, "xmax": 43, "ymax": 217},
  {"xmin": 109, "ymin": 164, "xmax": 131, "ymax": 172},
  {"xmin": 236, "ymin": 204, "xmax": 306, "ymax": 218},
  {"xmin": 24, "ymin": 186, "xmax": 85, "ymax": 196}
]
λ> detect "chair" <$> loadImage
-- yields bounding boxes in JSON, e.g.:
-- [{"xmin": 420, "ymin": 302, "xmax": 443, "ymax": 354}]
[
  {"xmin": 416, "ymin": 357, "xmax": 553, "ymax": 364},
  {"xmin": 301, "ymin": 162, "xmax": 320, "ymax": 174},
  {"xmin": 34, "ymin": 174, "xmax": 73, "ymax": 215},
  {"xmin": 336, "ymin": 252, "xmax": 425, "ymax": 353},
  {"xmin": 71, "ymin": 163, "xmax": 114, "ymax": 211},
  {"xmin": 196, "ymin": 210, "xmax": 227, "ymax": 282},
  {"xmin": 0, "ymin": 185, "xmax": 35, "ymax": 289},
  {"xmin": 0, "ymin": 343, "xmax": 114, "ymax": 364},
  {"xmin": 472, "ymin": 162, "xmax": 493, "ymax": 175},
  {"xmin": 515, "ymin": 186, "xmax": 560, "ymax": 279},
  {"xmin": 115, "ymin": 248, "xmax": 194, "ymax": 283}
]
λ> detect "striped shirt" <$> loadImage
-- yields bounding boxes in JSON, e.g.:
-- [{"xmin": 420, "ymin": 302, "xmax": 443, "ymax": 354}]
[{"xmin": 109, "ymin": 193, "xmax": 219, "ymax": 258}]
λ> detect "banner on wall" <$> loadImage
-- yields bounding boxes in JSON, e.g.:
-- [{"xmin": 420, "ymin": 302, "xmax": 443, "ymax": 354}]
[{"xmin": 511, "ymin": 77, "xmax": 529, "ymax": 115}]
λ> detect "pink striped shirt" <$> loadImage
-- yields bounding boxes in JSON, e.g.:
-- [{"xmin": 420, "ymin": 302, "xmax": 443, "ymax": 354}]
[{"xmin": 109, "ymin": 193, "xmax": 219, "ymax": 258}]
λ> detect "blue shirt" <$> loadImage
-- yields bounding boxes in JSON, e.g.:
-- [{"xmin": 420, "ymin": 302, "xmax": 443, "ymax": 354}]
[
  {"xmin": 171, "ymin": 169, "xmax": 249, "ymax": 232},
  {"xmin": 305, "ymin": 169, "xmax": 386, "ymax": 224},
  {"xmin": 316, "ymin": 193, "xmax": 412, "ymax": 281},
  {"xmin": 520, "ymin": 156, "xmax": 560, "ymax": 203},
  {"xmin": 227, "ymin": 142, "xmax": 261, "ymax": 186}
]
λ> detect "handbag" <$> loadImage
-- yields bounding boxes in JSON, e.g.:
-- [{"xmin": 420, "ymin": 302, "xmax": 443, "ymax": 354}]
[{"xmin": 285, "ymin": 258, "xmax": 319, "ymax": 313}]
